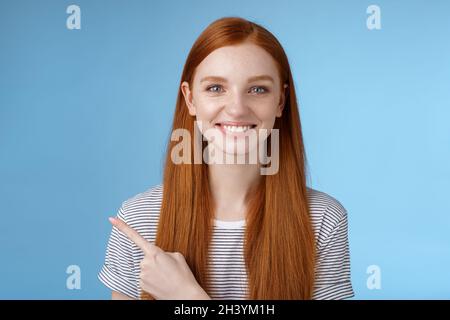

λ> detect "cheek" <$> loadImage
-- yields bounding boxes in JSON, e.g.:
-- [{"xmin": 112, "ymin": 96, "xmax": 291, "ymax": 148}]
[
  {"xmin": 194, "ymin": 100, "xmax": 222, "ymax": 122},
  {"xmin": 194, "ymin": 93, "xmax": 226, "ymax": 115},
  {"xmin": 250, "ymin": 99, "xmax": 280, "ymax": 121}
]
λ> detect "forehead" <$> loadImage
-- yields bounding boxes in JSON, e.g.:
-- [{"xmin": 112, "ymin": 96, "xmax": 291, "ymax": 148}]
[{"xmin": 194, "ymin": 43, "xmax": 280, "ymax": 82}]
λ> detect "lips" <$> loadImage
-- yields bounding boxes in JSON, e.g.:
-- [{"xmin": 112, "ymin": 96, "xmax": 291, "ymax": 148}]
[{"xmin": 214, "ymin": 122, "xmax": 257, "ymax": 135}]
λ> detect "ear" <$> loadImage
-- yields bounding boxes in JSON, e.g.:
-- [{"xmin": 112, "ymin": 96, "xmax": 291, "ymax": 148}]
[
  {"xmin": 181, "ymin": 81, "xmax": 196, "ymax": 116},
  {"xmin": 276, "ymin": 83, "xmax": 288, "ymax": 117}
]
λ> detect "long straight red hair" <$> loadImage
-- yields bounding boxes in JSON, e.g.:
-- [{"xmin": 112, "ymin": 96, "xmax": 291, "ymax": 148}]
[{"xmin": 141, "ymin": 17, "xmax": 315, "ymax": 300}]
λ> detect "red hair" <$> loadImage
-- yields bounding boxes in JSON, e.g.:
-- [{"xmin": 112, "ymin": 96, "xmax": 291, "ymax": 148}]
[{"xmin": 142, "ymin": 16, "xmax": 315, "ymax": 300}]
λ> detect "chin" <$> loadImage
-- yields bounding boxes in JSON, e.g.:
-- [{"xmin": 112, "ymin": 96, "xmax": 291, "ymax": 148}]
[{"xmin": 214, "ymin": 140, "xmax": 259, "ymax": 158}]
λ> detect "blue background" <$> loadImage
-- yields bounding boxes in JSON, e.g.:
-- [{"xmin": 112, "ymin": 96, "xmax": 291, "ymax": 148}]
[{"xmin": 1, "ymin": 0, "xmax": 449, "ymax": 299}]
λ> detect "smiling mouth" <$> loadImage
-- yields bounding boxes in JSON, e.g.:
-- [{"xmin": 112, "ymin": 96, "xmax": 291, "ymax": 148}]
[{"xmin": 214, "ymin": 122, "xmax": 257, "ymax": 134}]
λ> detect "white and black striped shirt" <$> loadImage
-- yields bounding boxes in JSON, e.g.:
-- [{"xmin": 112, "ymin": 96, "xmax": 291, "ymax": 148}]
[{"xmin": 98, "ymin": 184, "xmax": 354, "ymax": 300}]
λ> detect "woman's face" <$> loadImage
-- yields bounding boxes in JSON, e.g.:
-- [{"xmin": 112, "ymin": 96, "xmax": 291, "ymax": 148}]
[{"xmin": 181, "ymin": 42, "xmax": 287, "ymax": 157}]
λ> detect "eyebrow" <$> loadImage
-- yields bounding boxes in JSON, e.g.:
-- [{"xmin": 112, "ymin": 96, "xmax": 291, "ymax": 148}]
[{"xmin": 200, "ymin": 75, "xmax": 274, "ymax": 84}]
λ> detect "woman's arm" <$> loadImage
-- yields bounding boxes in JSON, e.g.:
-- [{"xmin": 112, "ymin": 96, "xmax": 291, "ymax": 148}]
[
  {"xmin": 109, "ymin": 217, "xmax": 212, "ymax": 300},
  {"xmin": 112, "ymin": 290, "xmax": 135, "ymax": 300}
]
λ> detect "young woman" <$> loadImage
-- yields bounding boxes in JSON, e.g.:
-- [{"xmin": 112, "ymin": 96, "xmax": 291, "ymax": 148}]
[{"xmin": 98, "ymin": 17, "xmax": 354, "ymax": 300}]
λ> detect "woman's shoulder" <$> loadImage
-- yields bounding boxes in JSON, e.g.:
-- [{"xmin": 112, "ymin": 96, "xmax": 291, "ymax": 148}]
[
  {"xmin": 306, "ymin": 187, "xmax": 349, "ymax": 237},
  {"xmin": 117, "ymin": 184, "xmax": 164, "ymax": 237},
  {"xmin": 306, "ymin": 187, "xmax": 347, "ymax": 215},
  {"xmin": 121, "ymin": 184, "xmax": 164, "ymax": 210},
  {"xmin": 116, "ymin": 184, "xmax": 348, "ymax": 236}
]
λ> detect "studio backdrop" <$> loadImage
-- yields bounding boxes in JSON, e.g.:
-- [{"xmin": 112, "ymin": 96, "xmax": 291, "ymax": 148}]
[{"xmin": 1, "ymin": 0, "xmax": 449, "ymax": 299}]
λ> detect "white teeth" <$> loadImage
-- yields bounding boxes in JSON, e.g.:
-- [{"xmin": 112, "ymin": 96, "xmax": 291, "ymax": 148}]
[{"xmin": 222, "ymin": 125, "xmax": 252, "ymax": 133}]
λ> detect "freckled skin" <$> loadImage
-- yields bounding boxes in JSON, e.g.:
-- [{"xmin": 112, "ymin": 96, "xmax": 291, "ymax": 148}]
[{"xmin": 181, "ymin": 43, "xmax": 286, "ymax": 155}]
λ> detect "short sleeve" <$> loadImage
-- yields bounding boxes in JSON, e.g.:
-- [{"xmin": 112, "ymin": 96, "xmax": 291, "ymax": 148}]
[
  {"xmin": 312, "ymin": 204, "xmax": 355, "ymax": 300},
  {"xmin": 98, "ymin": 205, "xmax": 140, "ymax": 299}
]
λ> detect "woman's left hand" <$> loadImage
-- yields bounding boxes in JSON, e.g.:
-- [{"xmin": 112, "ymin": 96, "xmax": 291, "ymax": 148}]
[{"xmin": 109, "ymin": 217, "xmax": 210, "ymax": 300}]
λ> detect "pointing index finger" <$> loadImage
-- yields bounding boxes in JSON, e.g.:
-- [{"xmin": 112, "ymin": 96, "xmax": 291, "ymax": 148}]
[{"xmin": 109, "ymin": 217, "xmax": 161, "ymax": 256}]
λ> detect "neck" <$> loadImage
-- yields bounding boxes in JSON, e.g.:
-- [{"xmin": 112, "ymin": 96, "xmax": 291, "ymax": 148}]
[{"xmin": 208, "ymin": 162, "xmax": 261, "ymax": 221}]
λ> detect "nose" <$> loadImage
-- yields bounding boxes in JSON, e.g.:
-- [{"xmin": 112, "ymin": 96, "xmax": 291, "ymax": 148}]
[{"xmin": 224, "ymin": 93, "xmax": 249, "ymax": 118}]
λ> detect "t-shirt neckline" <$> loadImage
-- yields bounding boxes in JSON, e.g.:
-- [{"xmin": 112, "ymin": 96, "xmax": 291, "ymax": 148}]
[{"xmin": 213, "ymin": 218, "xmax": 246, "ymax": 229}]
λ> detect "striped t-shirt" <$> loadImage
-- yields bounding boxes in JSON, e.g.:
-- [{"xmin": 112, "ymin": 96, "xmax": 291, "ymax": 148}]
[{"xmin": 98, "ymin": 184, "xmax": 354, "ymax": 300}]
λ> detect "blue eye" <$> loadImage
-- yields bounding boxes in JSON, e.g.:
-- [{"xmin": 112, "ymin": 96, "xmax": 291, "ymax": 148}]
[
  {"xmin": 250, "ymin": 86, "xmax": 268, "ymax": 94},
  {"xmin": 206, "ymin": 85, "xmax": 223, "ymax": 93}
]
